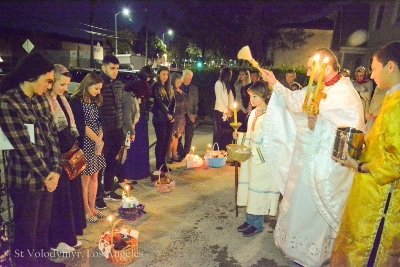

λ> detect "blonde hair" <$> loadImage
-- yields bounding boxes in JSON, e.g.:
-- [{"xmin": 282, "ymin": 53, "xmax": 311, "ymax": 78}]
[{"xmin": 235, "ymin": 70, "xmax": 251, "ymax": 85}]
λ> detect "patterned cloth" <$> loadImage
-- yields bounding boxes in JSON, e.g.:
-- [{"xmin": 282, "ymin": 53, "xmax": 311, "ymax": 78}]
[
  {"xmin": 0, "ymin": 88, "xmax": 61, "ymax": 191},
  {"xmin": 81, "ymin": 100, "xmax": 106, "ymax": 176}
]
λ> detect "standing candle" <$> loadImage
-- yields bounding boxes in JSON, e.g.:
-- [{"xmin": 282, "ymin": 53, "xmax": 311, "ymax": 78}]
[
  {"xmin": 108, "ymin": 216, "xmax": 113, "ymax": 230},
  {"xmin": 305, "ymin": 54, "xmax": 320, "ymax": 101},
  {"xmin": 233, "ymin": 102, "xmax": 238, "ymax": 124},
  {"xmin": 125, "ymin": 186, "xmax": 130, "ymax": 198},
  {"xmin": 313, "ymin": 57, "xmax": 329, "ymax": 100}
]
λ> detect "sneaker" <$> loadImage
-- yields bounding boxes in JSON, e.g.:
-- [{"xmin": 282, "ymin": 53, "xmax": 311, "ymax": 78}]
[
  {"xmin": 104, "ymin": 191, "xmax": 122, "ymax": 201},
  {"xmin": 242, "ymin": 226, "xmax": 262, "ymax": 237},
  {"xmin": 237, "ymin": 222, "xmax": 250, "ymax": 232},
  {"xmin": 95, "ymin": 197, "xmax": 107, "ymax": 209},
  {"xmin": 51, "ymin": 242, "xmax": 75, "ymax": 253}
]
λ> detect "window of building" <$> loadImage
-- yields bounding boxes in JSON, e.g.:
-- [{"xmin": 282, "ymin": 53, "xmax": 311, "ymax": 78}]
[{"xmin": 376, "ymin": 5, "xmax": 385, "ymax": 29}]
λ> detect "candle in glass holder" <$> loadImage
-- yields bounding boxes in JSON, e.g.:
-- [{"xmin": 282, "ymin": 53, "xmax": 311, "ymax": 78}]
[
  {"xmin": 305, "ymin": 54, "xmax": 320, "ymax": 101},
  {"xmin": 233, "ymin": 102, "xmax": 238, "ymax": 124},
  {"xmin": 313, "ymin": 57, "xmax": 329, "ymax": 100},
  {"xmin": 125, "ymin": 185, "xmax": 130, "ymax": 197}
]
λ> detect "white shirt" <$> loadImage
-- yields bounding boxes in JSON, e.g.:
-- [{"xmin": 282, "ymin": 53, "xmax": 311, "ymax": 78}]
[{"xmin": 214, "ymin": 80, "xmax": 234, "ymax": 113}]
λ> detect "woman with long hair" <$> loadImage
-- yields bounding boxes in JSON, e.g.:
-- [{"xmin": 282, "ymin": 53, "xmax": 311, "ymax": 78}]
[
  {"xmin": 46, "ymin": 65, "xmax": 86, "ymax": 253},
  {"xmin": 234, "ymin": 69, "xmax": 251, "ymax": 131},
  {"xmin": 213, "ymin": 67, "xmax": 234, "ymax": 150},
  {"xmin": 122, "ymin": 66, "xmax": 154, "ymax": 181},
  {"xmin": 70, "ymin": 72, "xmax": 107, "ymax": 223},
  {"xmin": 167, "ymin": 72, "xmax": 185, "ymax": 163},
  {"xmin": 151, "ymin": 66, "xmax": 175, "ymax": 173}
]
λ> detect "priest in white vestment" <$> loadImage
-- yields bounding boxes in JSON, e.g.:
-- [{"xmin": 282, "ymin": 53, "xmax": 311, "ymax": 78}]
[{"xmin": 260, "ymin": 48, "xmax": 364, "ymax": 267}]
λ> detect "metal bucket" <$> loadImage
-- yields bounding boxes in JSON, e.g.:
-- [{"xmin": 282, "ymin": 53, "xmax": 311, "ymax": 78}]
[{"xmin": 332, "ymin": 127, "xmax": 365, "ymax": 160}]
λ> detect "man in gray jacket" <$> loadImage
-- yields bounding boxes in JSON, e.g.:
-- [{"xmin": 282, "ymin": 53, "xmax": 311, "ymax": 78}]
[{"xmin": 178, "ymin": 69, "xmax": 199, "ymax": 159}]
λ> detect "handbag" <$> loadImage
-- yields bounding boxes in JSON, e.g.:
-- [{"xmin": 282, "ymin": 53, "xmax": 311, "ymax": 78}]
[{"xmin": 61, "ymin": 142, "xmax": 87, "ymax": 180}]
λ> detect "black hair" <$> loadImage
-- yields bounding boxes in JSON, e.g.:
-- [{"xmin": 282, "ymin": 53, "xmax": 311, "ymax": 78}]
[
  {"xmin": 0, "ymin": 52, "xmax": 54, "ymax": 93},
  {"xmin": 138, "ymin": 66, "xmax": 154, "ymax": 81},
  {"xmin": 374, "ymin": 41, "xmax": 400, "ymax": 67},
  {"xmin": 102, "ymin": 55, "xmax": 119, "ymax": 66},
  {"xmin": 219, "ymin": 67, "xmax": 232, "ymax": 93}
]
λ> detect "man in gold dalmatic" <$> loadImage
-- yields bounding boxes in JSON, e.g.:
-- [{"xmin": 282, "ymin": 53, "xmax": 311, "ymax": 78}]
[{"xmin": 332, "ymin": 41, "xmax": 400, "ymax": 266}]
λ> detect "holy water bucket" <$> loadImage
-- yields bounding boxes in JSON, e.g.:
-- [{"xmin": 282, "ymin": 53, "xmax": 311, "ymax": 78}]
[{"xmin": 332, "ymin": 127, "xmax": 365, "ymax": 160}]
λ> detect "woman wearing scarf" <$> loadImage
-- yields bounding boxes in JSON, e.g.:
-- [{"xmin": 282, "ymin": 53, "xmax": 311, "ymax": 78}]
[
  {"xmin": 352, "ymin": 66, "xmax": 374, "ymax": 121},
  {"xmin": 45, "ymin": 65, "xmax": 85, "ymax": 253}
]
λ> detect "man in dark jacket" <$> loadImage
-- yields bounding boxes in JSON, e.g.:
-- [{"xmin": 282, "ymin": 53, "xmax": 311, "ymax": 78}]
[
  {"xmin": 95, "ymin": 55, "xmax": 130, "ymax": 209},
  {"xmin": 178, "ymin": 69, "xmax": 199, "ymax": 159}
]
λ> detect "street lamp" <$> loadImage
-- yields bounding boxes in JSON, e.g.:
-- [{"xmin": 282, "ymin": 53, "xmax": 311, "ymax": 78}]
[
  {"xmin": 162, "ymin": 29, "xmax": 173, "ymax": 44},
  {"xmin": 115, "ymin": 8, "xmax": 130, "ymax": 55}
]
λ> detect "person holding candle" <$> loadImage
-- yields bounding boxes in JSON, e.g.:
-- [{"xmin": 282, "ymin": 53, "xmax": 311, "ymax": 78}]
[
  {"xmin": 213, "ymin": 67, "xmax": 234, "ymax": 151},
  {"xmin": 260, "ymin": 48, "xmax": 364, "ymax": 267},
  {"xmin": 233, "ymin": 81, "xmax": 279, "ymax": 237},
  {"xmin": 331, "ymin": 41, "xmax": 400, "ymax": 266}
]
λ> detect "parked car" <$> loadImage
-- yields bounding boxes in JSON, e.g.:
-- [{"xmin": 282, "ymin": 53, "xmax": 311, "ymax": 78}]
[
  {"xmin": 67, "ymin": 68, "xmax": 99, "ymax": 98},
  {"xmin": 67, "ymin": 68, "xmax": 138, "ymax": 98}
]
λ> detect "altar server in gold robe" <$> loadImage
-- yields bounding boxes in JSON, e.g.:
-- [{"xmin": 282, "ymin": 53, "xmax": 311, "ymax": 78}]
[{"xmin": 332, "ymin": 41, "xmax": 400, "ymax": 266}]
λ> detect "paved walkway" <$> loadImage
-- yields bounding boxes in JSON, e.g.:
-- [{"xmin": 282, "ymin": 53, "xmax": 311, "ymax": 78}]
[{"xmin": 30, "ymin": 120, "xmax": 298, "ymax": 266}]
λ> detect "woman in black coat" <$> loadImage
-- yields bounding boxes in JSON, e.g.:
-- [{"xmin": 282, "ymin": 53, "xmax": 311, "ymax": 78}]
[{"xmin": 151, "ymin": 66, "xmax": 175, "ymax": 173}]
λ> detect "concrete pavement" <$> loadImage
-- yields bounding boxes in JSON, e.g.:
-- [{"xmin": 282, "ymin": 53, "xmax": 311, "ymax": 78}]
[{"xmin": 50, "ymin": 119, "xmax": 297, "ymax": 267}]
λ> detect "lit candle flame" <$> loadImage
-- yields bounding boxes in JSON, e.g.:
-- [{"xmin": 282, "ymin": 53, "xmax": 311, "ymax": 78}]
[
  {"xmin": 192, "ymin": 146, "xmax": 195, "ymax": 154},
  {"xmin": 323, "ymin": 57, "xmax": 329, "ymax": 63},
  {"xmin": 314, "ymin": 54, "xmax": 321, "ymax": 62},
  {"xmin": 125, "ymin": 186, "xmax": 130, "ymax": 197},
  {"xmin": 233, "ymin": 102, "xmax": 237, "ymax": 108},
  {"xmin": 108, "ymin": 215, "xmax": 113, "ymax": 229}
]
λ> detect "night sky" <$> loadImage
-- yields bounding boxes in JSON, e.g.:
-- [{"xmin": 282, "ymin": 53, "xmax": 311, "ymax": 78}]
[
  {"xmin": 0, "ymin": 1, "xmax": 352, "ymax": 41},
  {"xmin": 0, "ymin": 1, "xmax": 172, "ymax": 39}
]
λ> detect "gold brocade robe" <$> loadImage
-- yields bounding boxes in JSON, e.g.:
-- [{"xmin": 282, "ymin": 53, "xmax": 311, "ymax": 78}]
[{"xmin": 331, "ymin": 90, "xmax": 400, "ymax": 266}]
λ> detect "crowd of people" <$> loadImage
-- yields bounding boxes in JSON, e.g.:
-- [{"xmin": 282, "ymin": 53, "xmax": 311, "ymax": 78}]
[{"xmin": 0, "ymin": 40, "xmax": 399, "ymax": 267}]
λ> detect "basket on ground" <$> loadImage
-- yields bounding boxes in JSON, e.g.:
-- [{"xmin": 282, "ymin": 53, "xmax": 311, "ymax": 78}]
[
  {"xmin": 154, "ymin": 165, "xmax": 175, "ymax": 193},
  {"xmin": 227, "ymin": 144, "xmax": 252, "ymax": 162},
  {"xmin": 98, "ymin": 219, "xmax": 139, "ymax": 266},
  {"xmin": 204, "ymin": 143, "xmax": 227, "ymax": 168}
]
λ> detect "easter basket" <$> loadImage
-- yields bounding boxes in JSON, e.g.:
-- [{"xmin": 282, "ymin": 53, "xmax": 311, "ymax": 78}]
[
  {"xmin": 186, "ymin": 154, "xmax": 204, "ymax": 169},
  {"xmin": 154, "ymin": 165, "xmax": 176, "ymax": 193},
  {"xmin": 98, "ymin": 219, "xmax": 139, "ymax": 266},
  {"xmin": 226, "ymin": 144, "xmax": 252, "ymax": 162},
  {"xmin": 204, "ymin": 143, "xmax": 227, "ymax": 168}
]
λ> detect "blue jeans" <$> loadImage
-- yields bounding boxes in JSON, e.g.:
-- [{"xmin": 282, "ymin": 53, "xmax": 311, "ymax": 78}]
[{"xmin": 246, "ymin": 214, "xmax": 264, "ymax": 231}]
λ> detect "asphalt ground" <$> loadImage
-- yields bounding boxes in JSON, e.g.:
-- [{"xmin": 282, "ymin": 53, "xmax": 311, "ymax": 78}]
[{"xmin": 5, "ymin": 118, "xmax": 299, "ymax": 267}]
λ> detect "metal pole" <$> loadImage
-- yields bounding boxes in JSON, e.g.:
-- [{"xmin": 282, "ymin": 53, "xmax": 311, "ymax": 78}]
[
  {"xmin": 115, "ymin": 13, "xmax": 119, "ymax": 55},
  {"xmin": 145, "ymin": 9, "xmax": 148, "ymax": 65}
]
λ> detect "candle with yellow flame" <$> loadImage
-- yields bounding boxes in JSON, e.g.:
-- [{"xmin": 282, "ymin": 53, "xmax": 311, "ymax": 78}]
[
  {"xmin": 313, "ymin": 57, "xmax": 329, "ymax": 100},
  {"xmin": 192, "ymin": 146, "xmax": 195, "ymax": 154},
  {"xmin": 233, "ymin": 102, "xmax": 238, "ymax": 124},
  {"xmin": 125, "ymin": 185, "xmax": 130, "ymax": 197},
  {"xmin": 305, "ymin": 54, "xmax": 320, "ymax": 101},
  {"xmin": 108, "ymin": 215, "xmax": 113, "ymax": 229}
]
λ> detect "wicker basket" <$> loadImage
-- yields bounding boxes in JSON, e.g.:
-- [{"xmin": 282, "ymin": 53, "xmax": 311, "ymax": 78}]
[
  {"xmin": 117, "ymin": 204, "xmax": 146, "ymax": 222},
  {"xmin": 98, "ymin": 219, "xmax": 139, "ymax": 266},
  {"xmin": 154, "ymin": 165, "xmax": 176, "ymax": 193},
  {"xmin": 227, "ymin": 144, "xmax": 252, "ymax": 162},
  {"xmin": 204, "ymin": 143, "xmax": 227, "ymax": 168}
]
